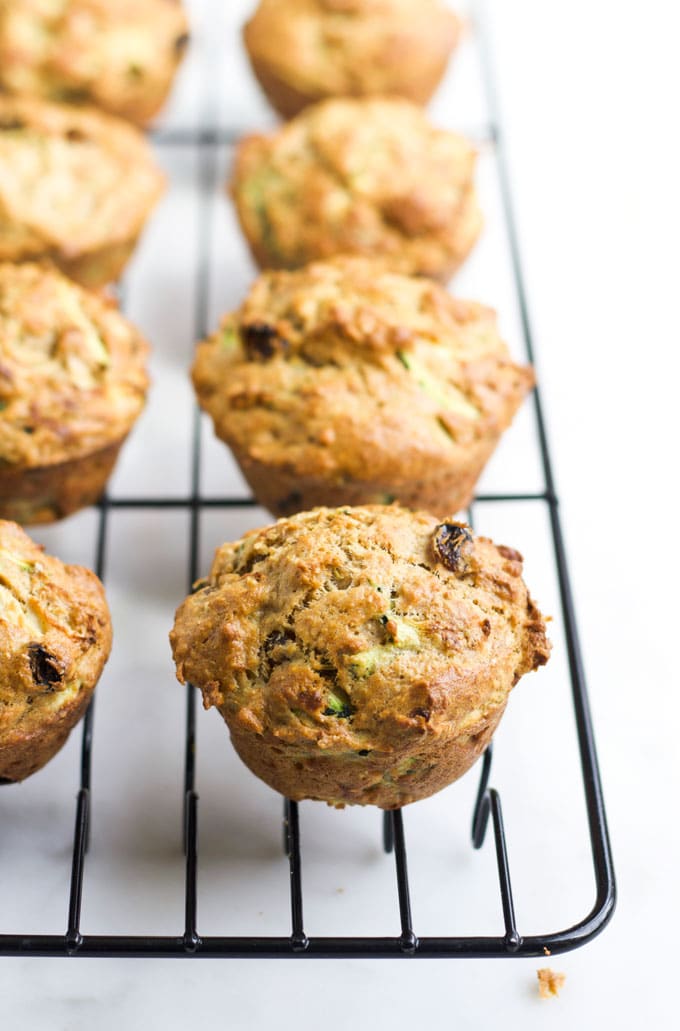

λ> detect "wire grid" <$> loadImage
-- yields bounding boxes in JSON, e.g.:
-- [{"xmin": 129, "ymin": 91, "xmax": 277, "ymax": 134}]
[{"xmin": 0, "ymin": 4, "xmax": 615, "ymax": 959}]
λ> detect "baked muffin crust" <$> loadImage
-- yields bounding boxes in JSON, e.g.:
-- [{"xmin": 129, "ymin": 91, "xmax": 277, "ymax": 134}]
[
  {"xmin": 193, "ymin": 258, "xmax": 534, "ymax": 517},
  {"xmin": 171, "ymin": 506, "xmax": 550, "ymax": 809},
  {"xmin": 0, "ymin": 0, "xmax": 189, "ymax": 126},
  {"xmin": 0, "ymin": 262, "xmax": 150, "ymax": 523},
  {"xmin": 244, "ymin": 0, "xmax": 461, "ymax": 118},
  {"xmin": 0, "ymin": 519, "xmax": 111, "ymax": 782},
  {"xmin": 0, "ymin": 96, "xmax": 165, "ymax": 287},
  {"xmin": 230, "ymin": 97, "xmax": 481, "ymax": 280}
]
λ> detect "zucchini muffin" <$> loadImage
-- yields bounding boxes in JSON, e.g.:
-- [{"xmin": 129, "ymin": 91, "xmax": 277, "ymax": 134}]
[
  {"xmin": 230, "ymin": 97, "xmax": 481, "ymax": 280},
  {"xmin": 0, "ymin": 519, "xmax": 111, "ymax": 783},
  {"xmin": 0, "ymin": 96, "xmax": 165, "ymax": 288},
  {"xmin": 0, "ymin": 262, "xmax": 150, "ymax": 524},
  {"xmin": 0, "ymin": 0, "xmax": 189, "ymax": 126},
  {"xmin": 171, "ymin": 506, "xmax": 550, "ymax": 809},
  {"xmin": 192, "ymin": 257, "xmax": 533, "ymax": 518},
  {"xmin": 244, "ymin": 0, "xmax": 461, "ymax": 119}
]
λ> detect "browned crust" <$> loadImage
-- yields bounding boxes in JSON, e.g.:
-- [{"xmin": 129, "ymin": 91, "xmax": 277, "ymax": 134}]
[
  {"xmin": 192, "ymin": 258, "xmax": 533, "ymax": 519},
  {"xmin": 243, "ymin": 0, "xmax": 460, "ymax": 119},
  {"xmin": 0, "ymin": 96, "xmax": 165, "ymax": 287},
  {"xmin": 229, "ymin": 97, "xmax": 481, "ymax": 280},
  {"xmin": 0, "ymin": 676, "xmax": 93, "ymax": 781},
  {"xmin": 171, "ymin": 505, "xmax": 551, "ymax": 809},
  {"xmin": 0, "ymin": 438, "xmax": 124, "ymax": 525},
  {"xmin": 0, "ymin": 0, "xmax": 189, "ymax": 127},
  {"xmin": 0, "ymin": 519, "xmax": 112, "ymax": 782}
]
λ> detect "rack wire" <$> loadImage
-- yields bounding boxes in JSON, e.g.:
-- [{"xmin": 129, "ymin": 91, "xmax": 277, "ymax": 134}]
[{"xmin": 0, "ymin": 3, "xmax": 615, "ymax": 959}]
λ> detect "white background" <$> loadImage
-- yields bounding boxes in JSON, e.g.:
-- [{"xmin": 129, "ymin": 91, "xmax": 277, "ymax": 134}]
[{"xmin": 2, "ymin": 1, "xmax": 679, "ymax": 1027}]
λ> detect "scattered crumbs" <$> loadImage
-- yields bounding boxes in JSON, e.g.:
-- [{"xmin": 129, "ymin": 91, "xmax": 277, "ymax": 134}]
[
  {"xmin": 543, "ymin": 946, "xmax": 552, "ymax": 956},
  {"xmin": 336, "ymin": 887, "xmax": 345, "ymax": 894},
  {"xmin": 537, "ymin": 968, "xmax": 566, "ymax": 999}
]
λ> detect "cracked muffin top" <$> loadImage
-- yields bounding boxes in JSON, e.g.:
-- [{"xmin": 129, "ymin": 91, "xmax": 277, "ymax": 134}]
[
  {"xmin": 244, "ymin": 0, "xmax": 461, "ymax": 117},
  {"xmin": 0, "ymin": 96, "xmax": 164, "ymax": 277},
  {"xmin": 230, "ymin": 97, "xmax": 481, "ymax": 280},
  {"xmin": 0, "ymin": 262, "xmax": 150, "ymax": 469},
  {"xmin": 0, "ymin": 0, "xmax": 189, "ymax": 125},
  {"xmin": 171, "ymin": 506, "xmax": 550, "ymax": 807},
  {"xmin": 192, "ymin": 257, "xmax": 533, "ymax": 488},
  {"xmin": 0, "ymin": 518, "xmax": 111, "ymax": 770}
]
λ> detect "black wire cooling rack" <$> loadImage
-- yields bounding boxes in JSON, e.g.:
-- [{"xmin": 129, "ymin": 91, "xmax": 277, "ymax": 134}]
[{"xmin": 0, "ymin": 7, "xmax": 615, "ymax": 959}]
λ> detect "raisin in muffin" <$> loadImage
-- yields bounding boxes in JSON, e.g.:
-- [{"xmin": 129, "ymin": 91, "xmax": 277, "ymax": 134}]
[
  {"xmin": 0, "ymin": 262, "xmax": 150, "ymax": 524},
  {"xmin": 0, "ymin": 0, "xmax": 189, "ymax": 126},
  {"xmin": 230, "ymin": 97, "xmax": 481, "ymax": 281},
  {"xmin": 0, "ymin": 519, "xmax": 111, "ymax": 782},
  {"xmin": 244, "ymin": 0, "xmax": 461, "ymax": 119},
  {"xmin": 0, "ymin": 96, "xmax": 165, "ymax": 288},
  {"xmin": 171, "ymin": 506, "xmax": 550, "ymax": 809},
  {"xmin": 192, "ymin": 257, "xmax": 533, "ymax": 518}
]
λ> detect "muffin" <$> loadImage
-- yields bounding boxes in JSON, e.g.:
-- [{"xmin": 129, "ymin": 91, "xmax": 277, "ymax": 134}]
[
  {"xmin": 0, "ymin": 0, "xmax": 189, "ymax": 126},
  {"xmin": 171, "ymin": 506, "xmax": 550, "ymax": 809},
  {"xmin": 230, "ymin": 97, "xmax": 481, "ymax": 280},
  {"xmin": 0, "ymin": 519, "xmax": 111, "ymax": 782},
  {"xmin": 244, "ymin": 0, "xmax": 461, "ymax": 119},
  {"xmin": 0, "ymin": 96, "xmax": 165, "ymax": 288},
  {"xmin": 0, "ymin": 262, "xmax": 150, "ymax": 524},
  {"xmin": 192, "ymin": 257, "xmax": 533, "ymax": 518}
]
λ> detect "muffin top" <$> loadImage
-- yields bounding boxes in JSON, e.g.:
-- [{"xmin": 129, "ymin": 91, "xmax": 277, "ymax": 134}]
[
  {"xmin": 171, "ymin": 505, "xmax": 550, "ymax": 761},
  {"xmin": 0, "ymin": 262, "xmax": 150, "ymax": 469},
  {"xmin": 231, "ymin": 97, "xmax": 480, "ymax": 278},
  {"xmin": 0, "ymin": 518, "xmax": 111, "ymax": 744},
  {"xmin": 244, "ymin": 0, "xmax": 460, "ymax": 106},
  {"xmin": 193, "ymin": 257, "xmax": 533, "ymax": 484},
  {"xmin": 0, "ymin": 96, "xmax": 164, "ymax": 267},
  {"xmin": 0, "ymin": 0, "xmax": 189, "ymax": 125}
]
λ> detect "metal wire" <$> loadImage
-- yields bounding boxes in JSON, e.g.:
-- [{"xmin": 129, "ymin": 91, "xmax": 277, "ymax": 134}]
[{"xmin": 0, "ymin": 2, "xmax": 615, "ymax": 959}]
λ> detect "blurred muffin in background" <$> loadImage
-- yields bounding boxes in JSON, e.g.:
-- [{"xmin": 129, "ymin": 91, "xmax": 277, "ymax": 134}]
[
  {"xmin": 0, "ymin": 0, "xmax": 189, "ymax": 126},
  {"xmin": 231, "ymin": 96, "xmax": 481, "ymax": 281},
  {"xmin": 192, "ymin": 257, "xmax": 533, "ymax": 518},
  {"xmin": 0, "ymin": 262, "xmax": 150, "ymax": 525},
  {"xmin": 244, "ymin": 0, "xmax": 461, "ymax": 119},
  {"xmin": 0, "ymin": 96, "xmax": 165, "ymax": 288}
]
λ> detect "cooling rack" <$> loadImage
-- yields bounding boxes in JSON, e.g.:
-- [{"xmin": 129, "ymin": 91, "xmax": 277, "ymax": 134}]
[{"xmin": 0, "ymin": 2, "xmax": 615, "ymax": 959}]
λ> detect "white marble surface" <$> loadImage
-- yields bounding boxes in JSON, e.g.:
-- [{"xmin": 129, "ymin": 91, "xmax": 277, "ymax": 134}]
[{"xmin": 2, "ymin": 1, "xmax": 678, "ymax": 1027}]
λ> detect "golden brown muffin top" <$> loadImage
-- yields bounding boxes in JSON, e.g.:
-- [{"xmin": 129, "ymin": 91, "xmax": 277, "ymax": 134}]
[
  {"xmin": 0, "ymin": 96, "xmax": 164, "ymax": 263},
  {"xmin": 193, "ymin": 257, "xmax": 533, "ymax": 483},
  {"xmin": 0, "ymin": 262, "xmax": 150, "ymax": 468},
  {"xmin": 171, "ymin": 505, "xmax": 550, "ymax": 762},
  {"xmin": 0, "ymin": 0, "xmax": 189, "ymax": 125},
  {"xmin": 0, "ymin": 518, "xmax": 111, "ymax": 741},
  {"xmin": 231, "ymin": 97, "xmax": 479, "ymax": 277},
  {"xmin": 244, "ymin": 0, "xmax": 459, "ymax": 100}
]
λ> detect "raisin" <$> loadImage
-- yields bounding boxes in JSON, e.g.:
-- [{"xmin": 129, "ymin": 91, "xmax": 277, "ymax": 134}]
[
  {"xmin": 27, "ymin": 643, "xmax": 65, "ymax": 687},
  {"xmin": 431, "ymin": 522, "xmax": 473, "ymax": 572},
  {"xmin": 174, "ymin": 32, "xmax": 190, "ymax": 53},
  {"xmin": 242, "ymin": 322, "xmax": 288, "ymax": 360},
  {"xmin": 410, "ymin": 708, "xmax": 430, "ymax": 721},
  {"xmin": 65, "ymin": 128, "xmax": 87, "ymax": 143}
]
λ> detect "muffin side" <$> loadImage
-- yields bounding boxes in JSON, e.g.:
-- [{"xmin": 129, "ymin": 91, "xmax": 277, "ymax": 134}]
[
  {"xmin": 0, "ymin": 519, "xmax": 111, "ymax": 781},
  {"xmin": 0, "ymin": 0, "xmax": 189, "ymax": 125},
  {"xmin": 171, "ymin": 506, "xmax": 551, "ymax": 809},
  {"xmin": 0, "ymin": 262, "xmax": 150, "ymax": 523},
  {"xmin": 0, "ymin": 96, "xmax": 165, "ymax": 286},
  {"xmin": 230, "ymin": 97, "xmax": 482, "ymax": 280},
  {"xmin": 192, "ymin": 258, "xmax": 533, "ymax": 517},
  {"xmin": 244, "ymin": 0, "xmax": 461, "ymax": 118}
]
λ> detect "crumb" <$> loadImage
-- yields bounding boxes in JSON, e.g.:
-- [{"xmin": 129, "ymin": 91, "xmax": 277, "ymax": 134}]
[
  {"xmin": 537, "ymin": 968, "xmax": 566, "ymax": 999},
  {"xmin": 336, "ymin": 888, "xmax": 345, "ymax": 894},
  {"xmin": 543, "ymin": 946, "xmax": 551, "ymax": 956}
]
